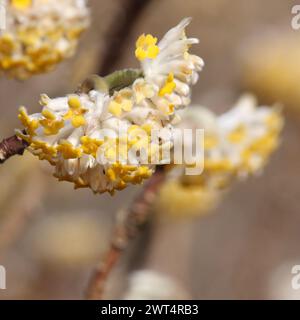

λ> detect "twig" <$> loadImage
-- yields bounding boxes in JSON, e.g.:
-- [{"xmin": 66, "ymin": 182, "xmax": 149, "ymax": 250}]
[
  {"xmin": 99, "ymin": 0, "xmax": 152, "ymax": 75},
  {"xmin": 86, "ymin": 167, "xmax": 166, "ymax": 300},
  {"xmin": 0, "ymin": 134, "xmax": 28, "ymax": 164}
]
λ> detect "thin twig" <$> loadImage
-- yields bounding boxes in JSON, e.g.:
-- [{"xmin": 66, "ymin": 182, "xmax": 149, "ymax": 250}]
[
  {"xmin": 86, "ymin": 167, "xmax": 166, "ymax": 300},
  {"xmin": 0, "ymin": 134, "xmax": 28, "ymax": 164}
]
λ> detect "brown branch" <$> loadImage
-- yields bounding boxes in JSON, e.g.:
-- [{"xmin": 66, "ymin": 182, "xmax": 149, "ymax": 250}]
[
  {"xmin": 0, "ymin": 134, "xmax": 28, "ymax": 164},
  {"xmin": 99, "ymin": 0, "xmax": 152, "ymax": 75},
  {"xmin": 85, "ymin": 167, "xmax": 166, "ymax": 300}
]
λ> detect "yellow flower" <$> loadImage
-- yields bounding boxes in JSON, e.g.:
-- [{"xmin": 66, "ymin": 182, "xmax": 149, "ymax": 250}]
[
  {"xmin": 135, "ymin": 34, "xmax": 160, "ymax": 61},
  {"xmin": 155, "ymin": 180, "xmax": 220, "ymax": 218},
  {"xmin": 80, "ymin": 136, "xmax": 103, "ymax": 158},
  {"xmin": 98, "ymin": 138, "xmax": 118, "ymax": 162},
  {"xmin": 133, "ymin": 79, "xmax": 155, "ymax": 103},
  {"xmin": 40, "ymin": 109, "xmax": 64, "ymax": 136},
  {"xmin": 108, "ymin": 89, "xmax": 133, "ymax": 117},
  {"xmin": 159, "ymin": 73, "xmax": 176, "ymax": 96},
  {"xmin": 157, "ymin": 99, "xmax": 175, "ymax": 116},
  {"xmin": 57, "ymin": 140, "xmax": 82, "ymax": 159},
  {"xmin": 30, "ymin": 140, "xmax": 57, "ymax": 162},
  {"xmin": 11, "ymin": 0, "xmax": 32, "ymax": 10},
  {"xmin": 64, "ymin": 96, "xmax": 87, "ymax": 128},
  {"xmin": 0, "ymin": 34, "xmax": 15, "ymax": 55},
  {"xmin": 0, "ymin": 0, "xmax": 89, "ymax": 79},
  {"xmin": 204, "ymin": 159, "xmax": 234, "ymax": 173},
  {"xmin": 241, "ymin": 132, "xmax": 278, "ymax": 173},
  {"xmin": 105, "ymin": 163, "xmax": 152, "ymax": 191},
  {"xmin": 204, "ymin": 133, "xmax": 218, "ymax": 150},
  {"xmin": 227, "ymin": 124, "xmax": 247, "ymax": 144},
  {"xmin": 18, "ymin": 106, "xmax": 39, "ymax": 136}
]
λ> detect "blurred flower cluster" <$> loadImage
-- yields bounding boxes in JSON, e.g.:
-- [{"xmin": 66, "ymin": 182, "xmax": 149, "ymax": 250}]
[
  {"xmin": 242, "ymin": 34, "xmax": 300, "ymax": 116},
  {"xmin": 0, "ymin": 0, "xmax": 89, "ymax": 79},
  {"xmin": 156, "ymin": 95, "xmax": 283, "ymax": 218},
  {"xmin": 123, "ymin": 270, "xmax": 190, "ymax": 300}
]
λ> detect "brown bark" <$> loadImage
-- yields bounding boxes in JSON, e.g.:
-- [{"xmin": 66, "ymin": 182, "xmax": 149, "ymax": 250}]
[
  {"xmin": 86, "ymin": 167, "xmax": 166, "ymax": 300},
  {"xmin": 0, "ymin": 134, "xmax": 28, "ymax": 164}
]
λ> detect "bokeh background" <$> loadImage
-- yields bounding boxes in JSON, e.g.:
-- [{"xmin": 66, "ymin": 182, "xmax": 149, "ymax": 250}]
[{"xmin": 0, "ymin": 0, "xmax": 300, "ymax": 299}]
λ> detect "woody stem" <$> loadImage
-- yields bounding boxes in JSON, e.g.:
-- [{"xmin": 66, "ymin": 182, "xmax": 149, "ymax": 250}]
[{"xmin": 0, "ymin": 133, "xmax": 29, "ymax": 165}]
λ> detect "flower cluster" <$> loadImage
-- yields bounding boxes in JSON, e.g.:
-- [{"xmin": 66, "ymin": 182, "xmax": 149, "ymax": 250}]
[
  {"xmin": 156, "ymin": 95, "xmax": 283, "ymax": 217},
  {"xmin": 155, "ymin": 179, "xmax": 220, "ymax": 218},
  {"xmin": 16, "ymin": 18, "xmax": 204, "ymax": 194},
  {"xmin": 242, "ymin": 34, "xmax": 300, "ymax": 115},
  {"xmin": 204, "ymin": 95, "xmax": 282, "ymax": 179},
  {"xmin": 0, "ymin": 0, "xmax": 90, "ymax": 79}
]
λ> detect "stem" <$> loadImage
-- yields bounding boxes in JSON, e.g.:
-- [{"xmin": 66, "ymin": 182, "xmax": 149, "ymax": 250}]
[
  {"xmin": 0, "ymin": 134, "xmax": 28, "ymax": 164},
  {"xmin": 85, "ymin": 167, "xmax": 166, "ymax": 300}
]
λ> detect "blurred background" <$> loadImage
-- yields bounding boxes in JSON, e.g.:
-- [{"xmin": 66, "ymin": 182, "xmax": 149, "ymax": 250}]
[{"xmin": 0, "ymin": 0, "xmax": 300, "ymax": 299}]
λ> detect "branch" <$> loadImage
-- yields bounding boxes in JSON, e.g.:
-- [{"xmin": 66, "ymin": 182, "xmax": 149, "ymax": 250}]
[
  {"xmin": 85, "ymin": 167, "xmax": 166, "ymax": 300},
  {"xmin": 0, "ymin": 134, "xmax": 28, "ymax": 164}
]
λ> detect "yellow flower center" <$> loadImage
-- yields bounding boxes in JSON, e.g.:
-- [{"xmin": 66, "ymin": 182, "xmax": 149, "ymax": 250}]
[
  {"xmin": 204, "ymin": 133, "xmax": 218, "ymax": 150},
  {"xmin": 159, "ymin": 73, "xmax": 176, "ymax": 96},
  {"xmin": 64, "ymin": 96, "xmax": 87, "ymax": 128},
  {"xmin": 11, "ymin": 0, "xmax": 32, "ymax": 10},
  {"xmin": 157, "ymin": 99, "xmax": 175, "ymax": 115},
  {"xmin": 105, "ymin": 163, "xmax": 152, "ymax": 188},
  {"xmin": 40, "ymin": 109, "xmax": 64, "ymax": 136},
  {"xmin": 204, "ymin": 159, "xmax": 234, "ymax": 173},
  {"xmin": 57, "ymin": 140, "xmax": 82, "ymax": 159},
  {"xmin": 18, "ymin": 106, "xmax": 39, "ymax": 136},
  {"xmin": 135, "ymin": 34, "xmax": 160, "ymax": 61},
  {"xmin": 108, "ymin": 89, "xmax": 133, "ymax": 117},
  {"xmin": 133, "ymin": 80, "xmax": 155, "ymax": 104},
  {"xmin": 227, "ymin": 125, "xmax": 247, "ymax": 144},
  {"xmin": 30, "ymin": 140, "xmax": 57, "ymax": 162},
  {"xmin": 80, "ymin": 136, "xmax": 103, "ymax": 158},
  {"xmin": 0, "ymin": 34, "xmax": 15, "ymax": 55}
]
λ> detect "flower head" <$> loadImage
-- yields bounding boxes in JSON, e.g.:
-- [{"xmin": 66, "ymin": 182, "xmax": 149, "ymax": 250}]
[
  {"xmin": 140, "ymin": 17, "xmax": 204, "ymax": 108},
  {"xmin": 176, "ymin": 94, "xmax": 284, "ymax": 188},
  {"xmin": 155, "ymin": 180, "xmax": 220, "ymax": 218},
  {"xmin": 135, "ymin": 34, "xmax": 160, "ymax": 61},
  {"xmin": 0, "ymin": 0, "xmax": 90, "ymax": 79},
  {"xmin": 16, "ymin": 18, "xmax": 203, "ymax": 194},
  {"xmin": 156, "ymin": 94, "xmax": 283, "ymax": 218}
]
